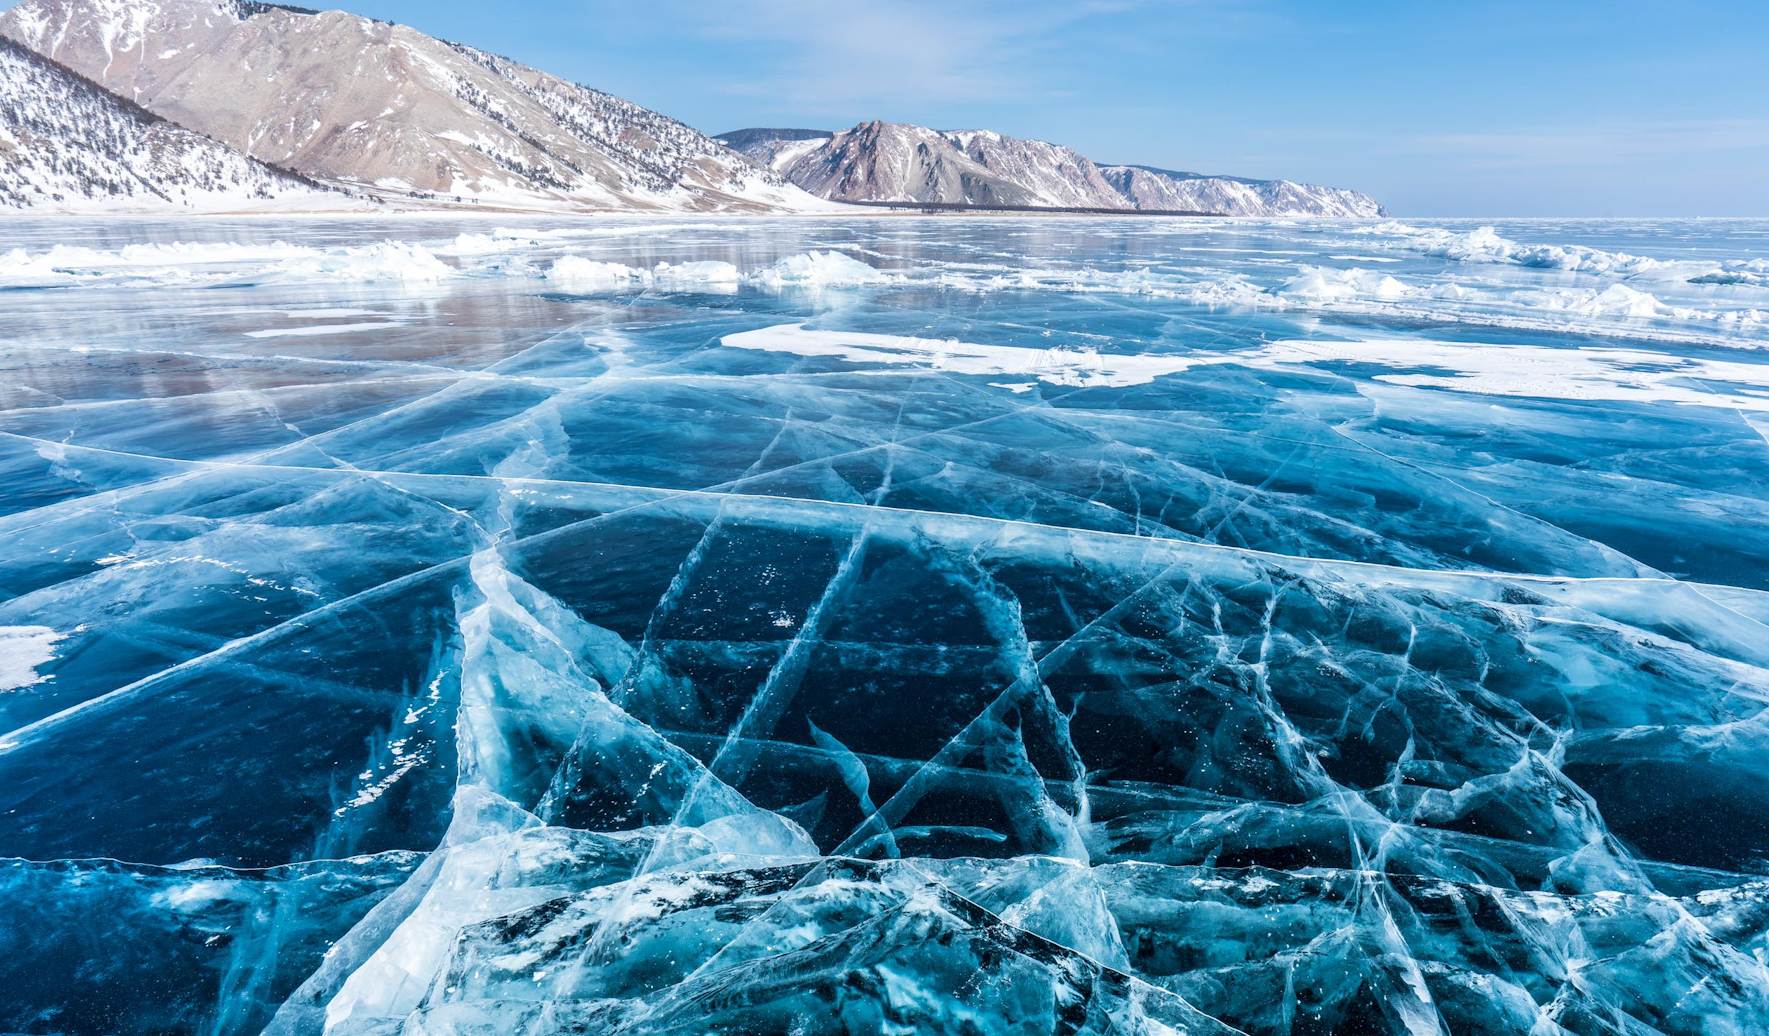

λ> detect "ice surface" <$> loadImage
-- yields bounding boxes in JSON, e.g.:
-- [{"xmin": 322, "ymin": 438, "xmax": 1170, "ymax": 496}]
[{"xmin": 2, "ymin": 215, "xmax": 1768, "ymax": 1034}]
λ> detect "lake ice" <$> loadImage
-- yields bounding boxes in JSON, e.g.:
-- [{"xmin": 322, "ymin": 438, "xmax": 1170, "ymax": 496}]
[{"xmin": 2, "ymin": 215, "xmax": 1767, "ymax": 1034}]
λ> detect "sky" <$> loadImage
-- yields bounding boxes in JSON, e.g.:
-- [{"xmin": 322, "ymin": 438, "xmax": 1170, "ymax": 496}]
[{"xmin": 13, "ymin": 0, "xmax": 1769, "ymax": 215}]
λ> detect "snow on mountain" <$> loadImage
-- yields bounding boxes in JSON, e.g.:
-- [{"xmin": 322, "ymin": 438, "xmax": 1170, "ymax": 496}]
[
  {"xmin": 0, "ymin": 35, "xmax": 332, "ymax": 211},
  {"xmin": 0, "ymin": 0, "xmax": 823, "ymax": 212},
  {"xmin": 722, "ymin": 123, "xmax": 1386, "ymax": 217},
  {"xmin": 719, "ymin": 121, "xmax": 1127, "ymax": 209},
  {"xmin": 1100, "ymin": 164, "xmax": 1384, "ymax": 218}
]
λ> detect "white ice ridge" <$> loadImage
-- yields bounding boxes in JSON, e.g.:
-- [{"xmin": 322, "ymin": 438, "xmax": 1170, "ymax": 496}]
[
  {"xmin": 0, "ymin": 625, "xmax": 62, "ymax": 692},
  {"xmin": 747, "ymin": 250, "xmax": 893, "ymax": 288},
  {"xmin": 0, "ymin": 239, "xmax": 883, "ymax": 294},
  {"xmin": 547, "ymin": 250, "xmax": 891, "ymax": 293},
  {"xmin": 440, "ymin": 225, "xmax": 728, "ymax": 256},
  {"xmin": 0, "ymin": 239, "xmax": 454, "ymax": 286},
  {"xmin": 1359, "ymin": 221, "xmax": 1769, "ymax": 286},
  {"xmin": 930, "ymin": 262, "xmax": 1767, "ymax": 346},
  {"xmin": 1356, "ymin": 222, "xmax": 1671, "ymax": 275},
  {"xmin": 3, "ymin": 231, "xmax": 1763, "ymax": 355}
]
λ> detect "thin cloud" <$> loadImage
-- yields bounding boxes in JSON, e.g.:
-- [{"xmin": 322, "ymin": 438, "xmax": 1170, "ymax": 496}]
[
  {"xmin": 1415, "ymin": 119, "xmax": 1769, "ymax": 170},
  {"xmin": 657, "ymin": 0, "xmax": 1257, "ymax": 117}
]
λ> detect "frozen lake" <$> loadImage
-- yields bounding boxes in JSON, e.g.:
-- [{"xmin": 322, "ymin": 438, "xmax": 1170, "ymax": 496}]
[{"xmin": 3, "ymin": 215, "xmax": 1768, "ymax": 1032}]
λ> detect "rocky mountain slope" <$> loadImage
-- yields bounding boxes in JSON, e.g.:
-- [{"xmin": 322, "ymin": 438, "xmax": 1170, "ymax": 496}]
[
  {"xmin": 0, "ymin": 35, "xmax": 331, "ymax": 210},
  {"xmin": 722, "ymin": 122, "xmax": 1385, "ymax": 217},
  {"xmin": 721, "ymin": 122, "xmax": 1127, "ymax": 209},
  {"xmin": 0, "ymin": 0, "xmax": 820, "ymax": 212},
  {"xmin": 1100, "ymin": 164, "xmax": 1382, "ymax": 218}
]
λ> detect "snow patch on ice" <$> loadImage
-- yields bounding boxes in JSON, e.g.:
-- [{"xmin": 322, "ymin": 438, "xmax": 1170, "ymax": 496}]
[
  {"xmin": 244, "ymin": 322, "xmax": 403, "ymax": 339},
  {"xmin": 720, "ymin": 323, "xmax": 1217, "ymax": 388},
  {"xmin": 282, "ymin": 308, "xmax": 381, "ymax": 319},
  {"xmin": 720, "ymin": 324, "xmax": 1769, "ymax": 409},
  {"xmin": 1239, "ymin": 338, "xmax": 1769, "ymax": 413},
  {"xmin": 0, "ymin": 626, "xmax": 64, "ymax": 692}
]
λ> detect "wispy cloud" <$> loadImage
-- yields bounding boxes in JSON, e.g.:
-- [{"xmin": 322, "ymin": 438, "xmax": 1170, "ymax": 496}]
[
  {"xmin": 1412, "ymin": 119, "xmax": 1769, "ymax": 170},
  {"xmin": 652, "ymin": 0, "xmax": 1258, "ymax": 118}
]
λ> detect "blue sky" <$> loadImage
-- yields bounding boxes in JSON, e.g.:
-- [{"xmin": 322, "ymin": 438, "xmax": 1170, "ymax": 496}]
[{"xmin": 21, "ymin": 0, "xmax": 1769, "ymax": 215}]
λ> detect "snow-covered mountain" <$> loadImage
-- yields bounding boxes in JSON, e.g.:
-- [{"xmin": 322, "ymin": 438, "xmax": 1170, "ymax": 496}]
[
  {"xmin": 0, "ymin": 0, "xmax": 821, "ymax": 212},
  {"xmin": 1100, "ymin": 164, "xmax": 1383, "ymax": 218},
  {"xmin": 0, "ymin": 35, "xmax": 331, "ymax": 210},
  {"xmin": 722, "ymin": 123, "xmax": 1386, "ymax": 217},
  {"xmin": 720, "ymin": 122, "xmax": 1128, "ymax": 209}
]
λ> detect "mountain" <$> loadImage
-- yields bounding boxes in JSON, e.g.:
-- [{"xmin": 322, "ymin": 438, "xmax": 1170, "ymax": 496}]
[
  {"xmin": 0, "ymin": 0, "xmax": 819, "ymax": 212},
  {"xmin": 720, "ymin": 122, "xmax": 1128, "ymax": 210},
  {"xmin": 0, "ymin": 35, "xmax": 331, "ymax": 210},
  {"xmin": 721, "ymin": 122, "xmax": 1386, "ymax": 217},
  {"xmin": 1100, "ymin": 164, "xmax": 1383, "ymax": 218}
]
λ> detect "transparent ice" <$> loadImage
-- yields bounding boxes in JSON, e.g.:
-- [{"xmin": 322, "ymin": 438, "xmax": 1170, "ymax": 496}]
[{"xmin": 2, "ymin": 216, "xmax": 1767, "ymax": 1034}]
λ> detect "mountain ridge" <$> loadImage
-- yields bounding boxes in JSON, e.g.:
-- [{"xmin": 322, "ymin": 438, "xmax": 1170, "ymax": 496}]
[
  {"xmin": 0, "ymin": 33, "xmax": 335, "ymax": 210},
  {"xmin": 0, "ymin": 0, "xmax": 1383, "ymax": 217},
  {"xmin": 0, "ymin": 0, "xmax": 823, "ymax": 212},
  {"xmin": 720, "ymin": 122, "xmax": 1386, "ymax": 217}
]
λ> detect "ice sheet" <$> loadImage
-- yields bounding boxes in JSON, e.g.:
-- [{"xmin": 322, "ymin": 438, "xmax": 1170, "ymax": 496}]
[{"xmin": 3, "ymin": 214, "xmax": 1768, "ymax": 1036}]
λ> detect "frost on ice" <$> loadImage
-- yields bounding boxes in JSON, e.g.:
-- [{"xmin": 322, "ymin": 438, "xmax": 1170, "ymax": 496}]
[{"xmin": 2, "ymin": 215, "xmax": 1768, "ymax": 1034}]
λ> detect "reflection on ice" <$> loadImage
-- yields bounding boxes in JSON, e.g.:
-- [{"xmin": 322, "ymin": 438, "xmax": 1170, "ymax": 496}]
[{"xmin": 2, "ymin": 215, "xmax": 1767, "ymax": 1034}]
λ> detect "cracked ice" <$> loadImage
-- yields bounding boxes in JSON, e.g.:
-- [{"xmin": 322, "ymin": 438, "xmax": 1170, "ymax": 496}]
[{"xmin": 1, "ymin": 216, "xmax": 1768, "ymax": 1034}]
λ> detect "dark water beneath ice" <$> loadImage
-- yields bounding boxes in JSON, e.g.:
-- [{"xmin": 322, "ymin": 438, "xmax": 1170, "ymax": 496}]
[{"xmin": 1, "ymin": 215, "xmax": 1767, "ymax": 1033}]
